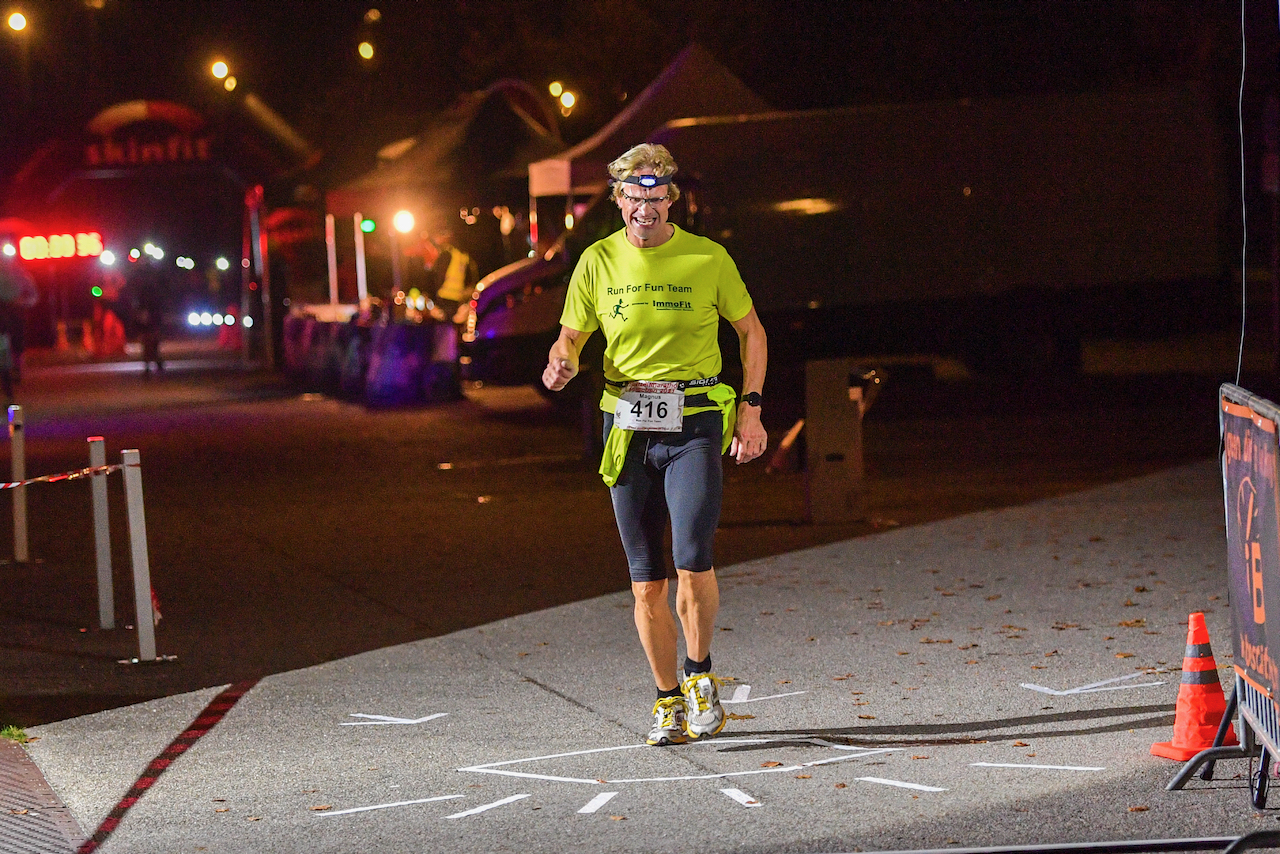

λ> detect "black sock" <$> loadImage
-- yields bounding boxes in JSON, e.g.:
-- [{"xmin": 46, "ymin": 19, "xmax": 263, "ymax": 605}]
[
  {"xmin": 684, "ymin": 655, "xmax": 711, "ymax": 676},
  {"xmin": 657, "ymin": 686, "xmax": 682, "ymax": 700}
]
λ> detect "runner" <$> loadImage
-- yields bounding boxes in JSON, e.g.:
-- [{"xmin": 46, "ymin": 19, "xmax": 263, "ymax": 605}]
[{"xmin": 543, "ymin": 143, "xmax": 768, "ymax": 745}]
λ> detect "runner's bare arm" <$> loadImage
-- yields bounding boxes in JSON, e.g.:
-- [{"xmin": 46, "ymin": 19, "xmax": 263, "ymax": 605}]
[
  {"xmin": 729, "ymin": 308, "xmax": 768, "ymax": 464},
  {"xmin": 544, "ymin": 325, "xmax": 593, "ymax": 391}
]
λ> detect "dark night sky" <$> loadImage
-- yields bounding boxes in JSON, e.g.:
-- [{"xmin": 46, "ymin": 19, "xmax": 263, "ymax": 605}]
[{"xmin": 0, "ymin": 0, "xmax": 1262, "ymax": 193}]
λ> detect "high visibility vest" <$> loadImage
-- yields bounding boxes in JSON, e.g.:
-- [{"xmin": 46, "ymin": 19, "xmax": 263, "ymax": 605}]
[{"xmin": 436, "ymin": 248, "xmax": 474, "ymax": 302}]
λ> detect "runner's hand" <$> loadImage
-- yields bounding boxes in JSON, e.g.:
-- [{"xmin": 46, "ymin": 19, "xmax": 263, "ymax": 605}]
[
  {"xmin": 731, "ymin": 407, "xmax": 767, "ymax": 464},
  {"xmin": 543, "ymin": 357, "xmax": 577, "ymax": 391}
]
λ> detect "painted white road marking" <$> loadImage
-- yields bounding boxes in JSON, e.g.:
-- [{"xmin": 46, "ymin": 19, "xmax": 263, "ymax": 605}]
[
  {"xmin": 722, "ymin": 685, "xmax": 807, "ymax": 705},
  {"xmin": 721, "ymin": 788, "xmax": 761, "ymax": 807},
  {"xmin": 342, "ymin": 712, "xmax": 449, "ymax": 726},
  {"xmin": 857, "ymin": 777, "xmax": 947, "ymax": 792},
  {"xmin": 971, "ymin": 762, "xmax": 1105, "ymax": 772},
  {"xmin": 445, "ymin": 794, "xmax": 531, "ymax": 819},
  {"xmin": 460, "ymin": 740, "xmax": 900, "ymax": 785},
  {"xmin": 1020, "ymin": 672, "xmax": 1164, "ymax": 696},
  {"xmin": 578, "ymin": 792, "xmax": 619, "ymax": 814},
  {"xmin": 318, "ymin": 794, "xmax": 464, "ymax": 817}
]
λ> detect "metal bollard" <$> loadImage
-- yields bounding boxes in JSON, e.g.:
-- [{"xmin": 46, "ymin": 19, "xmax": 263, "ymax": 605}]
[
  {"xmin": 88, "ymin": 437, "xmax": 114, "ymax": 629},
  {"xmin": 8, "ymin": 405, "xmax": 26, "ymax": 562},
  {"xmin": 803, "ymin": 359, "xmax": 883, "ymax": 524},
  {"xmin": 121, "ymin": 449, "xmax": 156, "ymax": 661}
]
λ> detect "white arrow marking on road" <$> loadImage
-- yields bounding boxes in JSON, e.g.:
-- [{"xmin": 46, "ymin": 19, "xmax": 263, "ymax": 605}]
[
  {"xmin": 445, "ymin": 794, "xmax": 530, "ymax": 819},
  {"xmin": 1019, "ymin": 672, "xmax": 1165, "ymax": 696},
  {"xmin": 317, "ymin": 794, "xmax": 464, "ymax": 817},
  {"xmin": 857, "ymin": 777, "xmax": 947, "ymax": 792},
  {"xmin": 971, "ymin": 762, "xmax": 1105, "ymax": 772},
  {"xmin": 578, "ymin": 792, "xmax": 619, "ymax": 814},
  {"xmin": 721, "ymin": 788, "xmax": 761, "ymax": 807},
  {"xmin": 722, "ymin": 684, "xmax": 807, "ymax": 704},
  {"xmin": 460, "ymin": 740, "xmax": 901, "ymax": 784},
  {"xmin": 341, "ymin": 712, "xmax": 449, "ymax": 726}
]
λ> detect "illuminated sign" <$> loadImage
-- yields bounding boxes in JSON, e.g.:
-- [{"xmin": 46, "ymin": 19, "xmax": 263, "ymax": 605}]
[{"xmin": 19, "ymin": 232, "xmax": 104, "ymax": 261}]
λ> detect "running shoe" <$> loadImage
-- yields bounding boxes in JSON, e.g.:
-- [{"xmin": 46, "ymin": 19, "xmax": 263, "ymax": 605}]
[
  {"xmin": 647, "ymin": 696, "xmax": 689, "ymax": 746},
  {"xmin": 681, "ymin": 671, "xmax": 726, "ymax": 739}
]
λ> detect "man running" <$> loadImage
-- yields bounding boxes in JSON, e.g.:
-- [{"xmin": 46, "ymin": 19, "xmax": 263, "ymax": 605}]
[{"xmin": 543, "ymin": 143, "xmax": 768, "ymax": 745}]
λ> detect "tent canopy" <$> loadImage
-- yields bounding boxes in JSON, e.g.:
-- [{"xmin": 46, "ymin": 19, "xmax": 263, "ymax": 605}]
[
  {"xmin": 327, "ymin": 79, "xmax": 563, "ymax": 221},
  {"xmin": 527, "ymin": 44, "xmax": 769, "ymax": 198}
]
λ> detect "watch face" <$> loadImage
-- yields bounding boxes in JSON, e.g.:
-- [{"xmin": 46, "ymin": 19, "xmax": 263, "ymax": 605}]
[{"xmin": 741, "ymin": 392, "xmax": 761, "ymax": 406}]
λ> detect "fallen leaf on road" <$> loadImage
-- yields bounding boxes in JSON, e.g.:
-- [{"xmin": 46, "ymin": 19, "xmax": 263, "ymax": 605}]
[
  {"xmin": 610, "ymin": 815, "xmax": 627, "ymax": 821},
  {"xmin": 795, "ymin": 775, "xmax": 812, "ymax": 779},
  {"xmin": 1123, "ymin": 600, "xmax": 1138, "ymax": 607},
  {"xmin": 246, "ymin": 816, "xmax": 261, "ymax": 822},
  {"xmin": 1116, "ymin": 652, "xmax": 1135, "ymax": 659},
  {"xmin": 1209, "ymin": 595, "xmax": 1220, "ymax": 601},
  {"xmin": 215, "ymin": 808, "xmax": 229, "ymax": 813},
  {"xmin": 777, "ymin": 680, "xmax": 791, "ymax": 685},
  {"xmin": 858, "ymin": 714, "xmax": 876, "ymax": 719},
  {"xmin": 1044, "ymin": 650, "xmax": 1059, "ymax": 656},
  {"xmin": 853, "ymin": 701, "xmax": 870, "ymax": 706},
  {"xmin": 966, "ymin": 660, "xmax": 979, "ymax": 664},
  {"xmin": 1133, "ymin": 586, "xmax": 1148, "ymax": 593},
  {"xmin": 727, "ymin": 712, "xmax": 755, "ymax": 720},
  {"xmin": 1013, "ymin": 741, "xmax": 1029, "ymax": 747},
  {"xmin": 835, "ymin": 783, "xmax": 848, "ymax": 789},
  {"xmin": 9, "ymin": 809, "xmax": 27, "ymax": 815},
  {"xmin": 309, "ymin": 806, "xmax": 331, "ymax": 812},
  {"xmin": 920, "ymin": 638, "xmax": 952, "ymax": 644},
  {"xmin": 1118, "ymin": 619, "xmax": 1146, "ymax": 628},
  {"xmin": 1128, "ymin": 806, "xmax": 1149, "ymax": 812},
  {"xmin": 761, "ymin": 761, "xmax": 784, "ymax": 767},
  {"xmin": 986, "ymin": 595, "xmax": 1002, "ymax": 601},
  {"xmin": 760, "ymin": 611, "xmax": 774, "ymax": 615},
  {"xmin": 911, "ymin": 755, "xmax": 929, "ymax": 760}
]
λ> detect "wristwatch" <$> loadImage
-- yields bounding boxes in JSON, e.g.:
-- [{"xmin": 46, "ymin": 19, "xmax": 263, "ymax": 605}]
[{"xmin": 739, "ymin": 391, "xmax": 762, "ymax": 407}]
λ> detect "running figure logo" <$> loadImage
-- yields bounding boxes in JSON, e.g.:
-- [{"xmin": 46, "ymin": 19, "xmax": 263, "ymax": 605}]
[{"xmin": 612, "ymin": 299, "xmax": 628, "ymax": 322}]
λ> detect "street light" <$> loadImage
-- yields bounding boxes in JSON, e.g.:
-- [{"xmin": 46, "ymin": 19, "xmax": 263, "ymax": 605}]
[
  {"xmin": 211, "ymin": 60, "xmax": 228, "ymax": 79},
  {"xmin": 358, "ymin": 40, "xmax": 374, "ymax": 60},
  {"xmin": 393, "ymin": 210, "xmax": 415, "ymax": 234},
  {"xmin": 7, "ymin": 12, "xmax": 25, "ymax": 31},
  {"xmin": 223, "ymin": 76, "xmax": 237, "ymax": 92}
]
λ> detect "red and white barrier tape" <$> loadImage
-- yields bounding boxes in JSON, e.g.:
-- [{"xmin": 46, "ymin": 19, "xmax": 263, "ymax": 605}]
[{"xmin": 0, "ymin": 462, "xmax": 125, "ymax": 490}]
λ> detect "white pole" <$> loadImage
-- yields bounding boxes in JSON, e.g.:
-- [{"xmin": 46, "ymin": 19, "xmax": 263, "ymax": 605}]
[
  {"xmin": 325, "ymin": 213, "xmax": 339, "ymax": 305},
  {"xmin": 121, "ymin": 449, "xmax": 156, "ymax": 661},
  {"xmin": 353, "ymin": 212, "xmax": 369, "ymax": 302},
  {"xmin": 8, "ymin": 405, "xmax": 26, "ymax": 563},
  {"xmin": 88, "ymin": 436, "xmax": 113, "ymax": 629}
]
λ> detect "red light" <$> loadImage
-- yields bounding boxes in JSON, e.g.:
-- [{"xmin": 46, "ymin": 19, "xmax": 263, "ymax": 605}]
[{"xmin": 18, "ymin": 232, "xmax": 103, "ymax": 261}]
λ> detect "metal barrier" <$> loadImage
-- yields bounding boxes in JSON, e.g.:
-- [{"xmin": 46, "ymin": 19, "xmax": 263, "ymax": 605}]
[{"xmin": 4, "ymin": 405, "xmax": 163, "ymax": 663}]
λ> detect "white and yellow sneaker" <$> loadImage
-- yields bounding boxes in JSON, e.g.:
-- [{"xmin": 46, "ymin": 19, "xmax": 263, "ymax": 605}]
[
  {"xmin": 681, "ymin": 671, "xmax": 725, "ymax": 739},
  {"xmin": 647, "ymin": 696, "xmax": 689, "ymax": 746}
]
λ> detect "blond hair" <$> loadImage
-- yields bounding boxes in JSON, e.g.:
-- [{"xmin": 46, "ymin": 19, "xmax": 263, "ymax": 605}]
[{"xmin": 608, "ymin": 143, "xmax": 681, "ymax": 204}]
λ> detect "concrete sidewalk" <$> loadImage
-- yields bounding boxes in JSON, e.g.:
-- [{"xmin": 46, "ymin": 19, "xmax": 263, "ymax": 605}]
[{"xmin": 16, "ymin": 460, "xmax": 1266, "ymax": 853}]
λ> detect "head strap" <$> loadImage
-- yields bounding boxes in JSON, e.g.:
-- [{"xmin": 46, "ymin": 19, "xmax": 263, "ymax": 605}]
[{"xmin": 617, "ymin": 173, "xmax": 673, "ymax": 188}]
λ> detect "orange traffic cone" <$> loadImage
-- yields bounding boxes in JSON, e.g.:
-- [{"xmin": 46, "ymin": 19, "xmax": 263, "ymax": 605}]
[{"xmin": 1151, "ymin": 612, "xmax": 1237, "ymax": 760}]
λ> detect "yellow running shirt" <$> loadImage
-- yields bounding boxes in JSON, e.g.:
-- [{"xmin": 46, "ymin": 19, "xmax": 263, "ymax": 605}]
[{"xmin": 560, "ymin": 225, "xmax": 754, "ymax": 383}]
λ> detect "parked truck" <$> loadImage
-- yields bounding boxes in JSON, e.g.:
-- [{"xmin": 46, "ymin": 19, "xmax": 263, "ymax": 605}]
[{"xmin": 461, "ymin": 85, "xmax": 1230, "ymax": 390}]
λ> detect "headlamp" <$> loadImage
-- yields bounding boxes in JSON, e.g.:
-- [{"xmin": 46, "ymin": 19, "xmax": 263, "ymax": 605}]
[{"xmin": 619, "ymin": 174, "xmax": 673, "ymax": 188}]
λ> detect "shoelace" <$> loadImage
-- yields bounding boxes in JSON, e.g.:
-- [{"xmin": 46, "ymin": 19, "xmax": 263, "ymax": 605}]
[
  {"xmin": 680, "ymin": 673, "xmax": 723, "ymax": 713},
  {"xmin": 652, "ymin": 696, "xmax": 685, "ymax": 727}
]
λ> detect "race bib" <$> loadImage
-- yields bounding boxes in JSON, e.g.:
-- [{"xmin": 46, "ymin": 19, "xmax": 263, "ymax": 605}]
[{"xmin": 614, "ymin": 381, "xmax": 684, "ymax": 433}]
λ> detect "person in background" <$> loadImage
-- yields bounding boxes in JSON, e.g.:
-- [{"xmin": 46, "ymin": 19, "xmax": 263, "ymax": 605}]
[
  {"xmin": 428, "ymin": 226, "xmax": 479, "ymax": 327},
  {"xmin": 0, "ymin": 253, "xmax": 37, "ymax": 396},
  {"xmin": 129, "ymin": 255, "xmax": 167, "ymax": 375}
]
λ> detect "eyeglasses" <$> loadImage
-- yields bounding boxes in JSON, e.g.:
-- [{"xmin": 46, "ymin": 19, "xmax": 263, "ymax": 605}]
[{"xmin": 620, "ymin": 193, "xmax": 671, "ymax": 207}]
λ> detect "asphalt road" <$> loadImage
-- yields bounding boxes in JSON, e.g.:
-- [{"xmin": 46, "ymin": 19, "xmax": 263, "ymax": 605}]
[{"xmin": 0, "ymin": 343, "xmax": 1240, "ymax": 730}]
